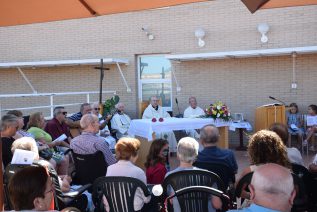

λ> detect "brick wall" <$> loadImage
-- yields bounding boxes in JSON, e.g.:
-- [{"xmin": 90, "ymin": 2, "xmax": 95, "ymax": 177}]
[{"xmin": 0, "ymin": 0, "xmax": 316, "ymax": 143}]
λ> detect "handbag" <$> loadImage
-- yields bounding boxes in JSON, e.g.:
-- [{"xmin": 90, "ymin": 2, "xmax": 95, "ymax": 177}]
[{"xmin": 39, "ymin": 149, "xmax": 53, "ymax": 160}]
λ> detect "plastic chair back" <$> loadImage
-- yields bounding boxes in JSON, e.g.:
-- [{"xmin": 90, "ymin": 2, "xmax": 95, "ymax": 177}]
[
  {"xmin": 162, "ymin": 169, "xmax": 225, "ymax": 212},
  {"xmin": 72, "ymin": 150, "xmax": 108, "ymax": 185},
  {"xmin": 92, "ymin": 176, "xmax": 151, "ymax": 212}
]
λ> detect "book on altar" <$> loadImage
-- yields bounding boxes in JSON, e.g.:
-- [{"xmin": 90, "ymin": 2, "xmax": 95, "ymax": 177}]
[{"xmin": 306, "ymin": 115, "xmax": 317, "ymax": 126}]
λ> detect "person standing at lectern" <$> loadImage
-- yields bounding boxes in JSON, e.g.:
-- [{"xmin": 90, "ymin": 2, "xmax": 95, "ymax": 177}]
[{"xmin": 142, "ymin": 96, "xmax": 177, "ymax": 153}]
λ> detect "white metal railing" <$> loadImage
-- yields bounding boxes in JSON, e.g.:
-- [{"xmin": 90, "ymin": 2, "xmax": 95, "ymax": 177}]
[{"xmin": 0, "ymin": 90, "xmax": 116, "ymax": 118}]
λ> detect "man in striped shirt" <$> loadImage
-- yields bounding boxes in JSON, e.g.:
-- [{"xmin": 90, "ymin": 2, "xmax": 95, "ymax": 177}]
[{"xmin": 70, "ymin": 114, "xmax": 116, "ymax": 166}]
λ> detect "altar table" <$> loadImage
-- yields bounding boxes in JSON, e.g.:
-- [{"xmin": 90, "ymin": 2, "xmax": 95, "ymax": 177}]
[{"xmin": 128, "ymin": 118, "xmax": 231, "ymax": 169}]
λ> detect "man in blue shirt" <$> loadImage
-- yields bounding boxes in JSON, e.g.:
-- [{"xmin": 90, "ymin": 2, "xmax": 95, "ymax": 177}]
[
  {"xmin": 228, "ymin": 163, "xmax": 296, "ymax": 212},
  {"xmin": 196, "ymin": 124, "xmax": 238, "ymax": 174}
]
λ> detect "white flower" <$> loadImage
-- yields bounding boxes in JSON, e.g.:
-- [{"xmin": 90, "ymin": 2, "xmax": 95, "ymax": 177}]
[
  {"xmin": 217, "ymin": 113, "xmax": 220, "ymax": 117},
  {"xmin": 217, "ymin": 106, "xmax": 221, "ymax": 110}
]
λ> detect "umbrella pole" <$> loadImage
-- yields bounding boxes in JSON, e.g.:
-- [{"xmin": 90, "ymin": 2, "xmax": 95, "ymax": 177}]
[{"xmin": 0, "ymin": 137, "xmax": 4, "ymax": 211}]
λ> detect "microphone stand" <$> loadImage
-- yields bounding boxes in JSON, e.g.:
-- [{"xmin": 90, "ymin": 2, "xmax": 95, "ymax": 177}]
[{"xmin": 175, "ymin": 98, "xmax": 183, "ymax": 118}]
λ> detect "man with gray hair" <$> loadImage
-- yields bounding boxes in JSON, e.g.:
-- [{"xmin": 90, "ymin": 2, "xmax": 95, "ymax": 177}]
[
  {"xmin": 1, "ymin": 114, "xmax": 19, "ymax": 167},
  {"xmin": 196, "ymin": 124, "xmax": 238, "ymax": 174},
  {"xmin": 70, "ymin": 114, "xmax": 116, "ymax": 166},
  {"xmin": 45, "ymin": 106, "xmax": 72, "ymax": 143},
  {"xmin": 165, "ymin": 137, "xmax": 222, "ymax": 212},
  {"xmin": 66, "ymin": 103, "xmax": 92, "ymax": 128},
  {"xmin": 228, "ymin": 163, "xmax": 296, "ymax": 212},
  {"xmin": 111, "ymin": 102, "xmax": 131, "ymax": 139}
]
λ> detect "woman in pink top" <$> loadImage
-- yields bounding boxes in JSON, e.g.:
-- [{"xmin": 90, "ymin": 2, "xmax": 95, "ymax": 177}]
[{"xmin": 145, "ymin": 139, "xmax": 169, "ymax": 184}]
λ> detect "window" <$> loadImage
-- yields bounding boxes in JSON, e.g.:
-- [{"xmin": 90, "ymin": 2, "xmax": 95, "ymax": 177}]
[{"xmin": 138, "ymin": 55, "xmax": 172, "ymax": 111}]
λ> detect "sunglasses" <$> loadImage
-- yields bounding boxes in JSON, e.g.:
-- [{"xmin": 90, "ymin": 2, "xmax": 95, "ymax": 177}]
[
  {"xmin": 94, "ymin": 108, "xmax": 101, "ymax": 111},
  {"xmin": 62, "ymin": 112, "xmax": 67, "ymax": 115}
]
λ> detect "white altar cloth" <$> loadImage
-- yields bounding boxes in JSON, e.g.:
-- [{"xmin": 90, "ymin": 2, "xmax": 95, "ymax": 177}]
[{"xmin": 128, "ymin": 117, "xmax": 231, "ymax": 141}]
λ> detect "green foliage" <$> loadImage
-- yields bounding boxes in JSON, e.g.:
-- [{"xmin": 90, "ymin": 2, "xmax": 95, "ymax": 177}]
[{"xmin": 103, "ymin": 95, "xmax": 120, "ymax": 115}]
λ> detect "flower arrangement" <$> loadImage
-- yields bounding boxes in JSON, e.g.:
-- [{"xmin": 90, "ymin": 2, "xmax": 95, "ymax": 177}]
[{"xmin": 205, "ymin": 101, "xmax": 231, "ymax": 121}]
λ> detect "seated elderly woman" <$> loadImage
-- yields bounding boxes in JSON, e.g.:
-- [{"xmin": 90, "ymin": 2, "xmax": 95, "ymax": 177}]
[
  {"xmin": 237, "ymin": 130, "xmax": 291, "ymax": 201},
  {"xmin": 9, "ymin": 166, "xmax": 55, "ymax": 211},
  {"xmin": 105, "ymin": 137, "xmax": 151, "ymax": 212},
  {"xmin": 165, "ymin": 137, "xmax": 222, "ymax": 212},
  {"xmin": 27, "ymin": 112, "xmax": 69, "ymax": 175},
  {"xmin": 11, "ymin": 137, "xmax": 72, "ymax": 193}
]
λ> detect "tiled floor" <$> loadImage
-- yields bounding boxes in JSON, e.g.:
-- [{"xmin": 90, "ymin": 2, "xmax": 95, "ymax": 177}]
[{"xmin": 169, "ymin": 147, "xmax": 316, "ymax": 179}]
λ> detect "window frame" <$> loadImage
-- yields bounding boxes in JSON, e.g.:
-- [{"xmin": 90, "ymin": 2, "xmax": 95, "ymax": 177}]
[{"xmin": 137, "ymin": 54, "xmax": 173, "ymax": 111}]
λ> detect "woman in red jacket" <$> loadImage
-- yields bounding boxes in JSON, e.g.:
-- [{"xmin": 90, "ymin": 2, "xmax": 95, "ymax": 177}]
[{"xmin": 145, "ymin": 139, "xmax": 169, "ymax": 184}]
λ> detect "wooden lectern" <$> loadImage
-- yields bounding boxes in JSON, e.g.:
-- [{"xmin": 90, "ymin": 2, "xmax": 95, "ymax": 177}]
[{"xmin": 255, "ymin": 105, "xmax": 286, "ymax": 132}]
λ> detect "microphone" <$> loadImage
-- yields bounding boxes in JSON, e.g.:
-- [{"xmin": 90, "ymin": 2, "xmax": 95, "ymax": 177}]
[
  {"xmin": 175, "ymin": 98, "xmax": 180, "ymax": 115},
  {"xmin": 268, "ymin": 96, "xmax": 287, "ymax": 106},
  {"xmin": 175, "ymin": 98, "xmax": 183, "ymax": 118}
]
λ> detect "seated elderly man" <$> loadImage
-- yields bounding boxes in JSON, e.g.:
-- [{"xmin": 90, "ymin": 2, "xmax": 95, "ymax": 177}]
[
  {"xmin": 197, "ymin": 124, "xmax": 238, "ymax": 174},
  {"xmin": 1, "ymin": 114, "xmax": 19, "ymax": 167},
  {"xmin": 184, "ymin": 96, "xmax": 205, "ymax": 140},
  {"xmin": 45, "ymin": 106, "xmax": 72, "ymax": 143},
  {"xmin": 111, "ymin": 102, "xmax": 131, "ymax": 139},
  {"xmin": 142, "ymin": 96, "xmax": 177, "ymax": 153},
  {"xmin": 70, "ymin": 114, "xmax": 116, "ymax": 166},
  {"xmin": 228, "ymin": 163, "xmax": 296, "ymax": 212},
  {"xmin": 165, "ymin": 137, "xmax": 222, "ymax": 212},
  {"xmin": 91, "ymin": 102, "xmax": 116, "ymax": 150}
]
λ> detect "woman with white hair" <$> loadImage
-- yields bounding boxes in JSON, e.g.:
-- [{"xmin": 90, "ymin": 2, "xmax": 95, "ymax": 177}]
[{"xmin": 165, "ymin": 137, "xmax": 222, "ymax": 212}]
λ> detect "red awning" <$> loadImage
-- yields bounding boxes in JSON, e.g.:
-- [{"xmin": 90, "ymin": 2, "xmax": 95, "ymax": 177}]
[
  {"xmin": 0, "ymin": 0, "xmax": 208, "ymax": 27},
  {"xmin": 241, "ymin": 0, "xmax": 317, "ymax": 13}
]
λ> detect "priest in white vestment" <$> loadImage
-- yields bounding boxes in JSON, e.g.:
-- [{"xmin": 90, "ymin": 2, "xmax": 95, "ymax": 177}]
[
  {"xmin": 111, "ymin": 103, "xmax": 131, "ymax": 139},
  {"xmin": 142, "ymin": 96, "xmax": 177, "ymax": 152},
  {"xmin": 183, "ymin": 97, "xmax": 205, "ymax": 139}
]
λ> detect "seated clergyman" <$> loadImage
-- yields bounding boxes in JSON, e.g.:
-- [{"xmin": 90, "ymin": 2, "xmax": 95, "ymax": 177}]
[
  {"xmin": 184, "ymin": 96, "xmax": 205, "ymax": 140},
  {"xmin": 142, "ymin": 96, "xmax": 177, "ymax": 153}
]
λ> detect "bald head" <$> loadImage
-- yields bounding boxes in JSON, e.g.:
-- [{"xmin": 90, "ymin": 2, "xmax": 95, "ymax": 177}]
[
  {"xmin": 115, "ymin": 102, "xmax": 125, "ymax": 113},
  {"xmin": 250, "ymin": 163, "xmax": 295, "ymax": 211},
  {"xmin": 200, "ymin": 124, "xmax": 220, "ymax": 146},
  {"xmin": 80, "ymin": 114, "xmax": 99, "ymax": 130}
]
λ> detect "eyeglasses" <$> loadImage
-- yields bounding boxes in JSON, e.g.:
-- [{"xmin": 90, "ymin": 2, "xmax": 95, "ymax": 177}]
[
  {"xmin": 94, "ymin": 108, "xmax": 101, "ymax": 111},
  {"xmin": 62, "ymin": 112, "xmax": 67, "ymax": 115}
]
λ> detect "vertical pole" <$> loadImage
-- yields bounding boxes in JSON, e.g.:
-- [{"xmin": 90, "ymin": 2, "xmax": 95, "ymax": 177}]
[
  {"xmin": 99, "ymin": 59, "xmax": 104, "ymax": 115},
  {"xmin": 87, "ymin": 94, "xmax": 90, "ymax": 103},
  {"xmin": 50, "ymin": 95, "xmax": 54, "ymax": 118}
]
